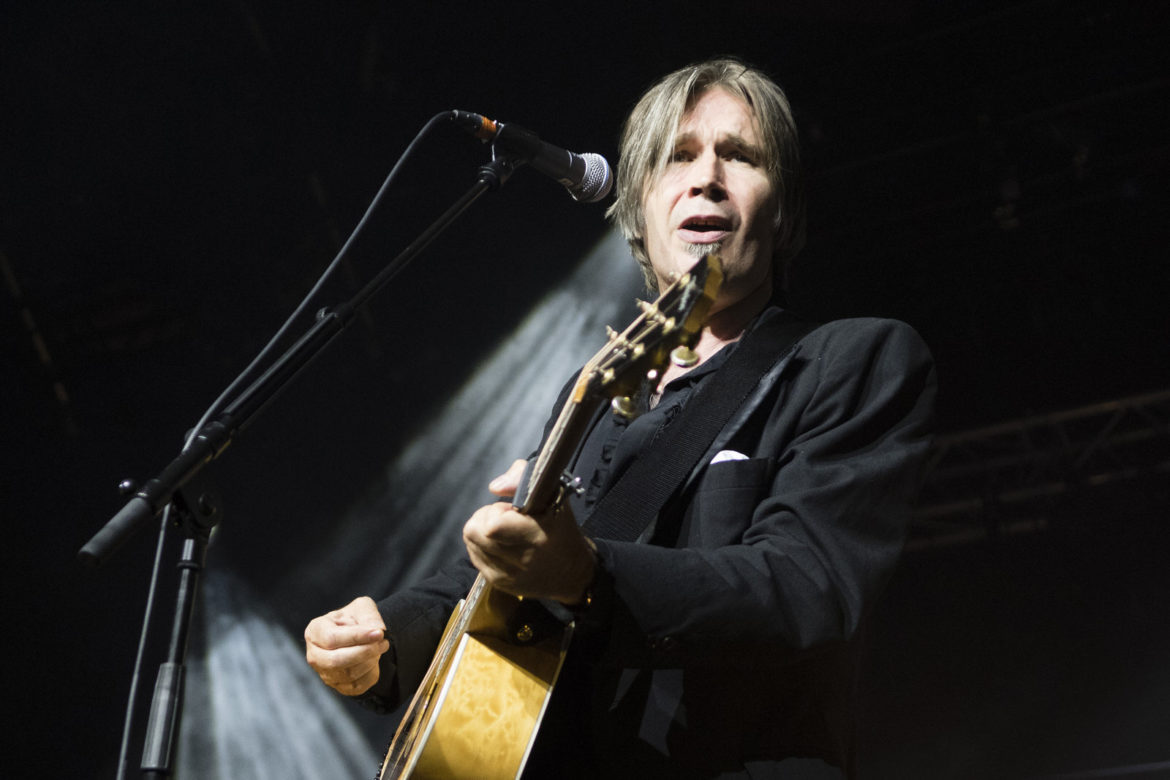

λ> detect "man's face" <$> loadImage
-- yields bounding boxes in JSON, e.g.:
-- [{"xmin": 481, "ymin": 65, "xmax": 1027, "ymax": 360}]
[{"xmin": 641, "ymin": 88, "xmax": 778, "ymax": 309}]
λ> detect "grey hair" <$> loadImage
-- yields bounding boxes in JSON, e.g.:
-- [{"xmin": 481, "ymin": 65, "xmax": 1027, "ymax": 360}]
[{"xmin": 606, "ymin": 58, "xmax": 806, "ymax": 293}]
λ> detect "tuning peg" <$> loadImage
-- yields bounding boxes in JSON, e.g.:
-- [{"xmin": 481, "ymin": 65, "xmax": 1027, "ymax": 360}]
[
  {"xmin": 606, "ymin": 327, "xmax": 635, "ymax": 353},
  {"xmin": 670, "ymin": 345, "xmax": 699, "ymax": 368},
  {"xmin": 611, "ymin": 396, "xmax": 636, "ymax": 419},
  {"xmin": 636, "ymin": 300, "xmax": 677, "ymax": 332}
]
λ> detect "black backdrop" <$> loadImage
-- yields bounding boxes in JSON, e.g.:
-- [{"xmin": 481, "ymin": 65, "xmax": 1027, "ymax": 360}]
[{"xmin": 3, "ymin": 1, "xmax": 1169, "ymax": 777}]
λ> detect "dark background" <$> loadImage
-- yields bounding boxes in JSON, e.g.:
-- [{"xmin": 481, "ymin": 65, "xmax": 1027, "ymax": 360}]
[{"xmin": 3, "ymin": 1, "xmax": 1168, "ymax": 777}]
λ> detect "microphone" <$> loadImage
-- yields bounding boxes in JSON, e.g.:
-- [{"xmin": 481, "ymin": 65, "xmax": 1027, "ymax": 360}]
[{"xmin": 450, "ymin": 110, "xmax": 613, "ymax": 203}]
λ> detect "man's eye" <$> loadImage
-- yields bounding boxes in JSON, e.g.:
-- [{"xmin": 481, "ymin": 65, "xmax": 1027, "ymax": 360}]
[
  {"xmin": 670, "ymin": 150, "xmax": 693, "ymax": 162},
  {"xmin": 727, "ymin": 150, "xmax": 755, "ymax": 164}
]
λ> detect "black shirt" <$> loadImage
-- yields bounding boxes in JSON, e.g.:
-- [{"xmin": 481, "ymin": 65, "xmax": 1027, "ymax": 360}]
[{"xmin": 567, "ymin": 342, "xmax": 735, "ymax": 529}]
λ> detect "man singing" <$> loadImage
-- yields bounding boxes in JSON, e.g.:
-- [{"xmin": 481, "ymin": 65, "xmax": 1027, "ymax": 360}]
[{"xmin": 305, "ymin": 58, "xmax": 936, "ymax": 778}]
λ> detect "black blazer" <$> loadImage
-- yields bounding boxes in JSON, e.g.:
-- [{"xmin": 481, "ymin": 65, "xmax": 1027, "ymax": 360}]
[{"xmin": 369, "ymin": 310, "xmax": 937, "ymax": 779}]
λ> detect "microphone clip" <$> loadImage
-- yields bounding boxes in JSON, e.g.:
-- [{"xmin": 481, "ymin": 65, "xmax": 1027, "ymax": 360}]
[{"xmin": 476, "ymin": 155, "xmax": 519, "ymax": 191}]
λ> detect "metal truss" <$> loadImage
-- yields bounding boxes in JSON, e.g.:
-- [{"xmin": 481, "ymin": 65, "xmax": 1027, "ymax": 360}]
[{"xmin": 909, "ymin": 388, "xmax": 1170, "ymax": 550}]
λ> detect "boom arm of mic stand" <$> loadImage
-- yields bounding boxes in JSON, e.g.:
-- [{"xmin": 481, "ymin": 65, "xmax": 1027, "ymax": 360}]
[{"xmin": 78, "ymin": 155, "xmax": 518, "ymax": 567}]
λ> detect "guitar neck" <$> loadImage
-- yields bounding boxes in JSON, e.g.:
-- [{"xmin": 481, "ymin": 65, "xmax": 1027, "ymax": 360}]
[
  {"xmin": 515, "ymin": 390, "xmax": 606, "ymax": 516},
  {"xmin": 514, "ymin": 254, "xmax": 723, "ymax": 517}
]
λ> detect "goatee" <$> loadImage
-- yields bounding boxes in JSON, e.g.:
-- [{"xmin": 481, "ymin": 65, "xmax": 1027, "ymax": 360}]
[{"xmin": 684, "ymin": 241, "xmax": 722, "ymax": 259}]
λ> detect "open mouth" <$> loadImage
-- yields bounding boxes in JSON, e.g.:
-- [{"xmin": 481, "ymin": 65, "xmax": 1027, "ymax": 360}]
[{"xmin": 678, "ymin": 215, "xmax": 732, "ymax": 243}]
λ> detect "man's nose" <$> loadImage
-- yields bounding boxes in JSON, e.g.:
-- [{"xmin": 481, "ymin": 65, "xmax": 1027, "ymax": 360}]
[{"xmin": 687, "ymin": 152, "xmax": 726, "ymax": 199}]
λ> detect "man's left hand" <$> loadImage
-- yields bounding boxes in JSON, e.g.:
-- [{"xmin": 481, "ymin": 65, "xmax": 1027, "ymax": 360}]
[{"xmin": 463, "ymin": 458, "xmax": 596, "ymax": 606}]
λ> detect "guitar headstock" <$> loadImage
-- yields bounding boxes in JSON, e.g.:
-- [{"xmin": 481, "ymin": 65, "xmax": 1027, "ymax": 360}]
[
  {"xmin": 516, "ymin": 254, "xmax": 723, "ymax": 515},
  {"xmin": 573, "ymin": 253, "xmax": 724, "ymax": 406}
]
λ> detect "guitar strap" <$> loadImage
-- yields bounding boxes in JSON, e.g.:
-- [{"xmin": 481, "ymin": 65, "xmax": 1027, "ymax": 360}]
[{"xmin": 581, "ymin": 309, "xmax": 817, "ymax": 544}]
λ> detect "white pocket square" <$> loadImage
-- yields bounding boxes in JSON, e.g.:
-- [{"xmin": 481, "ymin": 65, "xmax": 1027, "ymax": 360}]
[{"xmin": 710, "ymin": 449, "xmax": 749, "ymax": 464}]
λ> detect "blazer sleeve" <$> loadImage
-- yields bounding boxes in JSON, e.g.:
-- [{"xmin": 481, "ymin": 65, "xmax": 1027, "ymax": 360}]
[
  {"xmin": 358, "ymin": 558, "xmax": 478, "ymax": 712},
  {"xmin": 586, "ymin": 317, "xmax": 936, "ymax": 654}
]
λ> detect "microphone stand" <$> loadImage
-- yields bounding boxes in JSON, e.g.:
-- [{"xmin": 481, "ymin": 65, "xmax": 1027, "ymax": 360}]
[{"xmin": 80, "ymin": 154, "xmax": 519, "ymax": 778}]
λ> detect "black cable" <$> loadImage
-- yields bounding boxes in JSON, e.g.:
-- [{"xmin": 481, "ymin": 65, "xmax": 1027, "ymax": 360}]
[
  {"xmin": 112, "ymin": 110, "xmax": 453, "ymax": 780},
  {"xmin": 183, "ymin": 111, "xmax": 451, "ymax": 454}
]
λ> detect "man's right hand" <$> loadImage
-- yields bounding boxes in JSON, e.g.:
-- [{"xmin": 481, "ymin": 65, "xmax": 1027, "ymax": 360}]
[{"xmin": 304, "ymin": 596, "xmax": 390, "ymax": 696}]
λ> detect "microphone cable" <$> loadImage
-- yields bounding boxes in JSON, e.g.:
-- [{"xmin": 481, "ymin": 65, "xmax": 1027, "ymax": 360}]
[{"xmin": 114, "ymin": 110, "xmax": 452, "ymax": 780}]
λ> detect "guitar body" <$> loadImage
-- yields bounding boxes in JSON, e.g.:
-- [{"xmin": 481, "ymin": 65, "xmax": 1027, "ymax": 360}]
[
  {"xmin": 379, "ymin": 579, "xmax": 572, "ymax": 780},
  {"xmin": 377, "ymin": 254, "xmax": 722, "ymax": 779}
]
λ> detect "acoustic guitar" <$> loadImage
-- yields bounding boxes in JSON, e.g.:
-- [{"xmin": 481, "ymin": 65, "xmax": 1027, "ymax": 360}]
[{"xmin": 379, "ymin": 254, "xmax": 723, "ymax": 779}]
